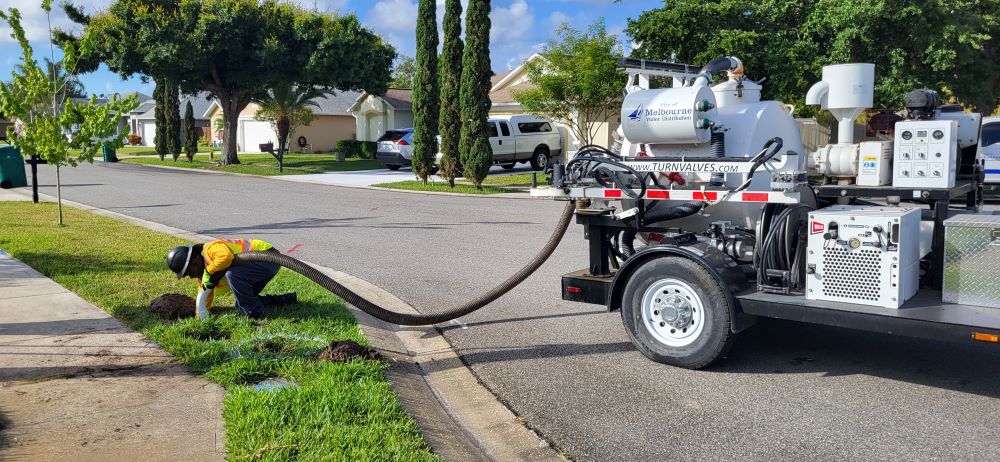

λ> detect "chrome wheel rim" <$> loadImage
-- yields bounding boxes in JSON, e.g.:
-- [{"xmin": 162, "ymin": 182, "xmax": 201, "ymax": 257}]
[{"xmin": 640, "ymin": 278, "xmax": 705, "ymax": 347}]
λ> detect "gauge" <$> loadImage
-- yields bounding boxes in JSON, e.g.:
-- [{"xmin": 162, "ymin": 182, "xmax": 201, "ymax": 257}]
[
  {"xmin": 933, "ymin": 130, "xmax": 944, "ymax": 140},
  {"xmin": 901, "ymin": 131, "xmax": 913, "ymax": 140}
]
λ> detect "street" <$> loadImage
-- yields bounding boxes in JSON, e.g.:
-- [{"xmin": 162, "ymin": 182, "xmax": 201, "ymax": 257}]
[{"xmin": 25, "ymin": 161, "xmax": 1000, "ymax": 461}]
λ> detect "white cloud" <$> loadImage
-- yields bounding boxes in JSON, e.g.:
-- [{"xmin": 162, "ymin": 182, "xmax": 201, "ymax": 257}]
[
  {"xmin": 490, "ymin": 0, "xmax": 532, "ymax": 43},
  {"xmin": 0, "ymin": 0, "xmax": 111, "ymax": 44},
  {"xmin": 367, "ymin": 0, "xmax": 420, "ymax": 57}
]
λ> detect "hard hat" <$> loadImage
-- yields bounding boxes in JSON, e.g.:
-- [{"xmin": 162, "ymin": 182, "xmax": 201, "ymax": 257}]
[{"xmin": 166, "ymin": 245, "xmax": 195, "ymax": 279}]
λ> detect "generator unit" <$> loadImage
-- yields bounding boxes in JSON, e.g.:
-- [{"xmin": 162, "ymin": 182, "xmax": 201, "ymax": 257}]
[{"xmin": 806, "ymin": 206, "xmax": 921, "ymax": 308}]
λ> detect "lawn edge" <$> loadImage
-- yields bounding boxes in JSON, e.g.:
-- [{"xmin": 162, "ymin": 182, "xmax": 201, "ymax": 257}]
[
  {"xmin": 112, "ymin": 159, "xmax": 535, "ymax": 200},
  {"xmin": 8, "ymin": 187, "xmax": 564, "ymax": 462}
]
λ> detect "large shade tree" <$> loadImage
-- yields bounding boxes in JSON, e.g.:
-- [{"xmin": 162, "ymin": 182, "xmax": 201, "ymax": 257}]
[
  {"xmin": 626, "ymin": 0, "xmax": 1000, "ymax": 115},
  {"xmin": 61, "ymin": 0, "xmax": 395, "ymax": 165}
]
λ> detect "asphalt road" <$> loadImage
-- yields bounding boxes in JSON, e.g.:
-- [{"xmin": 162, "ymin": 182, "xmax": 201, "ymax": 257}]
[{"xmin": 22, "ymin": 162, "xmax": 1000, "ymax": 461}]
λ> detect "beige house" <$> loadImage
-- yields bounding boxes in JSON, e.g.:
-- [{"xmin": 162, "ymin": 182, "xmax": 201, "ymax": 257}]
[
  {"xmin": 348, "ymin": 89, "xmax": 413, "ymax": 142},
  {"xmin": 489, "ymin": 54, "xmax": 621, "ymax": 153},
  {"xmin": 204, "ymin": 90, "xmax": 361, "ymax": 153}
]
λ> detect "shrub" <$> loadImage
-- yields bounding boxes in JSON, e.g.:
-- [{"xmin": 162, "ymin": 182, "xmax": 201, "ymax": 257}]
[
  {"xmin": 360, "ymin": 141, "xmax": 377, "ymax": 159},
  {"xmin": 336, "ymin": 139, "xmax": 362, "ymax": 158},
  {"xmin": 127, "ymin": 133, "xmax": 142, "ymax": 146}
]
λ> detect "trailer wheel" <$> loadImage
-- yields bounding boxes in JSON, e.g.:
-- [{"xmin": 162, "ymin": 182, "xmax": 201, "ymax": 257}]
[
  {"xmin": 621, "ymin": 256, "xmax": 734, "ymax": 369},
  {"xmin": 529, "ymin": 147, "xmax": 550, "ymax": 171}
]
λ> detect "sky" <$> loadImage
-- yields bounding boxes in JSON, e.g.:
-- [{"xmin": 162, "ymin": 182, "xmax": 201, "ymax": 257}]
[{"xmin": 0, "ymin": 0, "xmax": 662, "ymax": 97}]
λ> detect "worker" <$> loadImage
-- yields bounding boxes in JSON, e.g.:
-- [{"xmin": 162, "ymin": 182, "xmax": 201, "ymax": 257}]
[{"xmin": 166, "ymin": 238, "xmax": 296, "ymax": 318}]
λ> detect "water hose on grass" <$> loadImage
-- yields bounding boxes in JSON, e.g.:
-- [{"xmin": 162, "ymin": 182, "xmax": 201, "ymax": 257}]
[{"xmin": 229, "ymin": 202, "xmax": 576, "ymax": 326}]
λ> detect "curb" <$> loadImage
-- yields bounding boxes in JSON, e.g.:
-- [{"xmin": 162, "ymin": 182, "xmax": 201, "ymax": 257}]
[
  {"xmin": 6, "ymin": 187, "xmax": 564, "ymax": 462},
  {"xmin": 114, "ymin": 160, "xmax": 535, "ymax": 200}
]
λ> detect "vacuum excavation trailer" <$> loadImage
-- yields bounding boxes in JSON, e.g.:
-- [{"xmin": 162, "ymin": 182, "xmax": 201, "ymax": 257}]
[
  {"xmin": 531, "ymin": 57, "xmax": 1000, "ymax": 368},
  {"xmin": 232, "ymin": 56, "xmax": 1000, "ymax": 370}
]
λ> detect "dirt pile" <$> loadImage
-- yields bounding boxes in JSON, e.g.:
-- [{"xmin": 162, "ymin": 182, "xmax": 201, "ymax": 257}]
[
  {"xmin": 317, "ymin": 340, "xmax": 381, "ymax": 362},
  {"xmin": 149, "ymin": 293, "xmax": 196, "ymax": 319}
]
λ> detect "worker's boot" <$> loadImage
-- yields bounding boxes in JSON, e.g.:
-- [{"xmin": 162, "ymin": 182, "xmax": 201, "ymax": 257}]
[{"xmin": 261, "ymin": 292, "xmax": 298, "ymax": 307}]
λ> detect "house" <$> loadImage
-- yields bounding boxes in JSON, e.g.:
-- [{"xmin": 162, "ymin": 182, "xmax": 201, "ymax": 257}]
[
  {"xmin": 129, "ymin": 92, "xmax": 213, "ymax": 146},
  {"xmin": 204, "ymin": 90, "xmax": 363, "ymax": 153},
  {"xmin": 487, "ymin": 53, "xmax": 619, "ymax": 154},
  {"xmin": 348, "ymin": 89, "xmax": 413, "ymax": 142}
]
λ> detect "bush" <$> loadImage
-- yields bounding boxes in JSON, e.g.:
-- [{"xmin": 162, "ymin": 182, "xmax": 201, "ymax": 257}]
[
  {"xmin": 199, "ymin": 135, "xmax": 212, "ymax": 147},
  {"xmin": 336, "ymin": 139, "xmax": 362, "ymax": 157},
  {"xmin": 360, "ymin": 141, "xmax": 377, "ymax": 159},
  {"xmin": 127, "ymin": 133, "xmax": 142, "ymax": 146}
]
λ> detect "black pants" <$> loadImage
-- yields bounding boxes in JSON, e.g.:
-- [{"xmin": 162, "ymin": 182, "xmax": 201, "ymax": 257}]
[{"xmin": 224, "ymin": 260, "xmax": 280, "ymax": 317}]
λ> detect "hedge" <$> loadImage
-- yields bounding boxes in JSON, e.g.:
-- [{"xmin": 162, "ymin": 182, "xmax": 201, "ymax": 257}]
[{"xmin": 336, "ymin": 140, "xmax": 378, "ymax": 159}]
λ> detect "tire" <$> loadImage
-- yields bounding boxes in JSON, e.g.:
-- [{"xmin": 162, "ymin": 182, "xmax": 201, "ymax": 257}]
[
  {"xmin": 620, "ymin": 256, "xmax": 735, "ymax": 369},
  {"xmin": 501, "ymin": 163, "xmax": 516, "ymax": 170},
  {"xmin": 529, "ymin": 147, "xmax": 550, "ymax": 171},
  {"xmin": 387, "ymin": 164, "xmax": 401, "ymax": 171}
]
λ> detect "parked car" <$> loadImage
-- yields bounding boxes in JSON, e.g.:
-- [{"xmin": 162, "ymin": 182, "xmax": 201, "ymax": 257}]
[
  {"xmin": 436, "ymin": 115, "xmax": 563, "ymax": 171},
  {"xmin": 981, "ymin": 116, "xmax": 1000, "ymax": 185},
  {"xmin": 376, "ymin": 128, "xmax": 414, "ymax": 171}
]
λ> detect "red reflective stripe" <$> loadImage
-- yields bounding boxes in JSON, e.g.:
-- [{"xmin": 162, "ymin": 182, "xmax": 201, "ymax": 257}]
[
  {"xmin": 742, "ymin": 192, "xmax": 770, "ymax": 202},
  {"xmin": 692, "ymin": 192, "xmax": 718, "ymax": 201},
  {"xmin": 646, "ymin": 190, "xmax": 670, "ymax": 200},
  {"xmin": 566, "ymin": 287, "xmax": 582, "ymax": 294},
  {"xmin": 604, "ymin": 189, "xmax": 622, "ymax": 198}
]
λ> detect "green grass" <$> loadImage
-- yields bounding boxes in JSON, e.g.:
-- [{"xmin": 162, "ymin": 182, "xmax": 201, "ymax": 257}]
[
  {"xmin": 372, "ymin": 180, "xmax": 515, "ymax": 195},
  {"xmin": 481, "ymin": 172, "xmax": 548, "ymax": 187},
  {"xmin": 0, "ymin": 202, "xmax": 436, "ymax": 461},
  {"xmin": 122, "ymin": 153, "xmax": 382, "ymax": 176},
  {"xmin": 69, "ymin": 146, "xmax": 216, "ymax": 156}
]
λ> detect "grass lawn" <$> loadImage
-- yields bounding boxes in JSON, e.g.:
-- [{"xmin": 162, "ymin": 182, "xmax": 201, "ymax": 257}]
[
  {"xmin": 122, "ymin": 153, "xmax": 382, "ymax": 176},
  {"xmin": 372, "ymin": 180, "xmax": 515, "ymax": 195},
  {"xmin": 69, "ymin": 146, "xmax": 216, "ymax": 156},
  {"xmin": 481, "ymin": 172, "xmax": 548, "ymax": 187},
  {"xmin": 0, "ymin": 202, "xmax": 436, "ymax": 461}
]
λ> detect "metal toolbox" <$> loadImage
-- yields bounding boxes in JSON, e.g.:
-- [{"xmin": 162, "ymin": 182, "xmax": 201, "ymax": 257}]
[{"xmin": 943, "ymin": 213, "xmax": 1000, "ymax": 307}]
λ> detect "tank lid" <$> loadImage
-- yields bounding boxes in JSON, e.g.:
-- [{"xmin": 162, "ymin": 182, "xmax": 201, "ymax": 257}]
[{"xmin": 712, "ymin": 78, "xmax": 762, "ymax": 93}]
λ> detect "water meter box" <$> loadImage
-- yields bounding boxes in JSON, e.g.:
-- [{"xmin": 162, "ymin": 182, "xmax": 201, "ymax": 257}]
[
  {"xmin": 806, "ymin": 206, "xmax": 921, "ymax": 308},
  {"xmin": 942, "ymin": 213, "xmax": 1000, "ymax": 308}
]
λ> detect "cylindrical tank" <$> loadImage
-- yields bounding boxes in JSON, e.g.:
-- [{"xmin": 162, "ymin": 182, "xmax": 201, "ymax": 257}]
[
  {"xmin": 821, "ymin": 63, "xmax": 875, "ymax": 110},
  {"xmin": 711, "ymin": 78, "xmax": 762, "ymax": 108},
  {"xmin": 620, "ymin": 86, "xmax": 717, "ymax": 145}
]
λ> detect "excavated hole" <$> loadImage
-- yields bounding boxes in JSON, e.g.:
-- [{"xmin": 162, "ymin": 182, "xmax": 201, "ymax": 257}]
[{"xmin": 317, "ymin": 340, "xmax": 381, "ymax": 363}]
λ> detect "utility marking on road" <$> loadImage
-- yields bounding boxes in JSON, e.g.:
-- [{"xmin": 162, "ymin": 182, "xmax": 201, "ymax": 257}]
[
  {"xmin": 449, "ymin": 319, "xmax": 468, "ymax": 330},
  {"xmin": 370, "ymin": 207, "xmax": 380, "ymax": 212},
  {"xmin": 286, "ymin": 244, "xmax": 303, "ymax": 254}
]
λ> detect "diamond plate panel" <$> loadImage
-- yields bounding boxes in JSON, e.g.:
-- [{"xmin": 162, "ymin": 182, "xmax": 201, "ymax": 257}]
[{"xmin": 943, "ymin": 214, "xmax": 1000, "ymax": 308}]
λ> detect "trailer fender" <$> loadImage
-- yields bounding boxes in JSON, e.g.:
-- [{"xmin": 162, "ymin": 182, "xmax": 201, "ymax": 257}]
[{"xmin": 608, "ymin": 242, "xmax": 756, "ymax": 333}]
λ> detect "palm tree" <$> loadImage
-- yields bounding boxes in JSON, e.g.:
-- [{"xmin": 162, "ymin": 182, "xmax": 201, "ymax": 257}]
[{"xmin": 253, "ymin": 83, "xmax": 330, "ymax": 172}]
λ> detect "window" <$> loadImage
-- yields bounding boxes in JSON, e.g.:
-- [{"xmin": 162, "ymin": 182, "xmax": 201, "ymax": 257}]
[
  {"xmin": 517, "ymin": 122, "xmax": 552, "ymax": 133},
  {"xmin": 487, "ymin": 122, "xmax": 499, "ymax": 138},
  {"xmin": 377, "ymin": 130, "xmax": 409, "ymax": 142},
  {"xmin": 499, "ymin": 121, "xmax": 511, "ymax": 137},
  {"xmin": 983, "ymin": 123, "xmax": 1000, "ymax": 147}
]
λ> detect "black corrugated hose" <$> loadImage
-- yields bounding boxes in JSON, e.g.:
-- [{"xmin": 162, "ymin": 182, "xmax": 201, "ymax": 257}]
[{"xmin": 232, "ymin": 202, "xmax": 576, "ymax": 326}]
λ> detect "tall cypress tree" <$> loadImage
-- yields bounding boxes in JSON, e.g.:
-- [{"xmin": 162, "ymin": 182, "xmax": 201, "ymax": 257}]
[
  {"xmin": 183, "ymin": 100, "xmax": 198, "ymax": 161},
  {"xmin": 438, "ymin": 0, "xmax": 463, "ymax": 187},
  {"xmin": 153, "ymin": 80, "xmax": 166, "ymax": 161},
  {"xmin": 412, "ymin": 0, "xmax": 439, "ymax": 183},
  {"xmin": 459, "ymin": 0, "xmax": 492, "ymax": 189},
  {"xmin": 166, "ymin": 84, "xmax": 182, "ymax": 161}
]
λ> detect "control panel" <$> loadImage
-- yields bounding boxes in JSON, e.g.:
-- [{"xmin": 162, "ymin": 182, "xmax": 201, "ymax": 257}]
[{"xmin": 892, "ymin": 120, "xmax": 958, "ymax": 189}]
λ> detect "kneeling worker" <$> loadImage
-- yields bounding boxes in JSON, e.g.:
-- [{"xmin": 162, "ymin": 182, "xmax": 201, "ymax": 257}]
[{"xmin": 166, "ymin": 238, "xmax": 296, "ymax": 318}]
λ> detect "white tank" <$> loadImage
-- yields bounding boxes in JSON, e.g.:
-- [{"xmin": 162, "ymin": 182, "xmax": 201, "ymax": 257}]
[
  {"xmin": 620, "ymin": 86, "xmax": 717, "ymax": 145},
  {"xmin": 711, "ymin": 78, "xmax": 762, "ymax": 108}
]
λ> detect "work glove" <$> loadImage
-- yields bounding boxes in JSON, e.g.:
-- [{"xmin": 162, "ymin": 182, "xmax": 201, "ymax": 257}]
[{"xmin": 201, "ymin": 270, "xmax": 226, "ymax": 290}]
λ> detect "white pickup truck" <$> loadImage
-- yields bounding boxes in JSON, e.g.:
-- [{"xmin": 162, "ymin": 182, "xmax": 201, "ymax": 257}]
[{"xmin": 437, "ymin": 115, "xmax": 563, "ymax": 171}]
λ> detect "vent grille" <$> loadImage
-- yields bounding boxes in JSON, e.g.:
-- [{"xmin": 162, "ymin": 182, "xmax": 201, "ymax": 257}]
[{"xmin": 822, "ymin": 248, "xmax": 883, "ymax": 302}]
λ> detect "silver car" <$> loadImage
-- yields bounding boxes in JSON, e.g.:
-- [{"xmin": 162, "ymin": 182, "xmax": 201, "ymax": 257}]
[{"xmin": 376, "ymin": 128, "xmax": 414, "ymax": 171}]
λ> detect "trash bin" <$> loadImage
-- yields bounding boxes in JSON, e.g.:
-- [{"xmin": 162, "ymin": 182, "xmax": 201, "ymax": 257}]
[
  {"xmin": 0, "ymin": 145, "xmax": 28, "ymax": 189},
  {"xmin": 102, "ymin": 144, "xmax": 119, "ymax": 163}
]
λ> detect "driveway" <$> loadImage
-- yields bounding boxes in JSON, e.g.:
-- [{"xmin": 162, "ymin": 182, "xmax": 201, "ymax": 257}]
[
  {"xmin": 19, "ymin": 161, "xmax": 1000, "ymax": 461},
  {"xmin": 276, "ymin": 164, "xmax": 536, "ymax": 187}
]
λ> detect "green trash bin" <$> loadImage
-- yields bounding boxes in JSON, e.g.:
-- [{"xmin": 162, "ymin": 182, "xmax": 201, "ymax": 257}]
[
  {"xmin": 0, "ymin": 145, "xmax": 28, "ymax": 189},
  {"xmin": 102, "ymin": 144, "xmax": 119, "ymax": 163}
]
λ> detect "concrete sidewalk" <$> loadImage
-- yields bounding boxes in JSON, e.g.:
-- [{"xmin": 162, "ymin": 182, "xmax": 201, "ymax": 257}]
[{"xmin": 0, "ymin": 253, "xmax": 226, "ymax": 461}]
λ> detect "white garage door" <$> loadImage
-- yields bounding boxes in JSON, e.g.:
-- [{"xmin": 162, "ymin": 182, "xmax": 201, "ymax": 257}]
[
  {"xmin": 142, "ymin": 123, "xmax": 156, "ymax": 147},
  {"xmin": 240, "ymin": 120, "xmax": 277, "ymax": 152}
]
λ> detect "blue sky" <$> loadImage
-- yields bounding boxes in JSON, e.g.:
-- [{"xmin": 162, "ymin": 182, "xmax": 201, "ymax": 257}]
[{"xmin": 1, "ymin": 0, "xmax": 661, "ymax": 97}]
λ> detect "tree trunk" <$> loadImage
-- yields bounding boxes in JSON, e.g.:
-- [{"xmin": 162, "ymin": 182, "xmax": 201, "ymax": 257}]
[
  {"xmin": 56, "ymin": 164, "xmax": 63, "ymax": 226},
  {"xmin": 277, "ymin": 117, "xmax": 290, "ymax": 173},
  {"xmin": 216, "ymin": 92, "xmax": 250, "ymax": 165}
]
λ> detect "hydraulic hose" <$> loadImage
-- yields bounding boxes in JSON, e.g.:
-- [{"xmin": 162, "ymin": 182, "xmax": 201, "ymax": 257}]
[{"xmin": 232, "ymin": 202, "xmax": 577, "ymax": 326}]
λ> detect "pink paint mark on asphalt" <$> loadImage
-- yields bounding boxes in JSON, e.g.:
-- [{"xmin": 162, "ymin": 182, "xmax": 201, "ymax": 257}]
[{"xmin": 286, "ymin": 244, "xmax": 303, "ymax": 254}]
